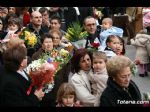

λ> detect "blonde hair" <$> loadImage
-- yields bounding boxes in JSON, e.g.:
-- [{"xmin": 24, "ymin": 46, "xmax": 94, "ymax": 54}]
[
  {"xmin": 7, "ymin": 38, "xmax": 24, "ymax": 48},
  {"xmin": 93, "ymin": 51, "xmax": 107, "ymax": 62},
  {"xmin": 106, "ymin": 56, "xmax": 132, "ymax": 77},
  {"xmin": 56, "ymin": 83, "xmax": 76, "ymax": 104},
  {"xmin": 102, "ymin": 18, "xmax": 113, "ymax": 26}
]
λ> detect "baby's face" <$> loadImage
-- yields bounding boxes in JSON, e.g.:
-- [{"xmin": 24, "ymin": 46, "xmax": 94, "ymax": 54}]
[
  {"xmin": 102, "ymin": 22, "xmax": 112, "ymax": 30},
  {"xmin": 93, "ymin": 58, "xmax": 106, "ymax": 73}
]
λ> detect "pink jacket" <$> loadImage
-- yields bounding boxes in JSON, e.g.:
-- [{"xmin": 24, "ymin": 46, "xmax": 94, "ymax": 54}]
[{"xmin": 143, "ymin": 11, "xmax": 150, "ymax": 28}]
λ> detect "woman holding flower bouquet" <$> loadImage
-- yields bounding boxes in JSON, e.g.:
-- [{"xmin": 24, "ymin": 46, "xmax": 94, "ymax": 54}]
[{"xmin": 0, "ymin": 45, "xmax": 45, "ymax": 106}]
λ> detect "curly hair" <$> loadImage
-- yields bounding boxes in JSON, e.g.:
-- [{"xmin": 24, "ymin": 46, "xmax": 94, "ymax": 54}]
[{"xmin": 106, "ymin": 56, "xmax": 133, "ymax": 78}]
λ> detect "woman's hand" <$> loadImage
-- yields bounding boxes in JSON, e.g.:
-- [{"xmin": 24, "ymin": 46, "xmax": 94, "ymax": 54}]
[{"xmin": 34, "ymin": 88, "xmax": 45, "ymax": 101}]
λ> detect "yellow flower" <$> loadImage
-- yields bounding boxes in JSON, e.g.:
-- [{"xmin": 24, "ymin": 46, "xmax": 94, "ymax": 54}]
[
  {"xmin": 27, "ymin": 34, "xmax": 37, "ymax": 47},
  {"xmin": 24, "ymin": 31, "xmax": 30, "ymax": 37},
  {"xmin": 59, "ymin": 49, "xmax": 69, "ymax": 57}
]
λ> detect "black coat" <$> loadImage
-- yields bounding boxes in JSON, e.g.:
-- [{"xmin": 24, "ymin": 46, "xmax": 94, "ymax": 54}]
[
  {"xmin": 0, "ymin": 69, "xmax": 40, "ymax": 106},
  {"xmin": 100, "ymin": 77, "xmax": 142, "ymax": 107}
]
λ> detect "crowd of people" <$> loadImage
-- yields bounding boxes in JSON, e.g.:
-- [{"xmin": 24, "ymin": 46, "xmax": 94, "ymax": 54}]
[{"xmin": 0, "ymin": 7, "xmax": 150, "ymax": 107}]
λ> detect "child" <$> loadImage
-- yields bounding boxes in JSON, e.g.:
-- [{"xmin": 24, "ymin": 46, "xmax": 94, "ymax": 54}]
[
  {"xmin": 115, "ymin": 36, "xmax": 126, "ymax": 55},
  {"xmin": 56, "ymin": 82, "xmax": 82, "ymax": 107},
  {"xmin": 4, "ymin": 17, "xmax": 22, "ymax": 39},
  {"xmin": 130, "ymin": 30, "xmax": 150, "ymax": 77},
  {"xmin": 89, "ymin": 51, "xmax": 108, "ymax": 106},
  {"xmin": 99, "ymin": 17, "xmax": 123, "ymax": 50},
  {"xmin": 104, "ymin": 35, "xmax": 121, "ymax": 58}
]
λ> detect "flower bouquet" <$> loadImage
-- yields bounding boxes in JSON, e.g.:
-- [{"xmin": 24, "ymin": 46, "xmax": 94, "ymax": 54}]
[
  {"xmin": 26, "ymin": 48, "xmax": 72, "ymax": 94},
  {"xmin": 143, "ymin": 92, "xmax": 150, "ymax": 107},
  {"xmin": 88, "ymin": 42, "xmax": 100, "ymax": 52},
  {"xmin": 65, "ymin": 22, "xmax": 88, "ymax": 49},
  {"xmin": 130, "ymin": 62, "xmax": 138, "ymax": 76},
  {"xmin": 19, "ymin": 29, "xmax": 37, "ymax": 48}
]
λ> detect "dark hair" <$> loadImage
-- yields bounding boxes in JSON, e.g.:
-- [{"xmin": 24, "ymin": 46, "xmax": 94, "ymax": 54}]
[
  {"xmin": 41, "ymin": 33, "xmax": 53, "ymax": 44},
  {"xmin": 106, "ymin": 35, "xmax": 117, "ymax": 44},
  {"xmin": 50, "ymin": 16, "xmax": 61, "ymax": 24},
  {"xmin": 39, "ymin": 7, "xmax": 49, "ymax": 15},
  {"xmin": 3, "ymin": 45, "xmax": 27, "ymax": 72},
  {"xmin": 106, "ymin": 35, "xmax": 125, "ymax": 55},
  {"xmin": 71, "ymin": 48, "xmax": 92, "ymax": 73},
  {"xmin": 7, "ymin": 17, "xmax": 22, "ymax": 29}
]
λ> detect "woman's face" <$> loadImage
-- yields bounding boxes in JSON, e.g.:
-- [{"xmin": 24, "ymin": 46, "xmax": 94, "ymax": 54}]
[
  {"xmin": 0, "ymin": 19, "xmax": 3, "ymax": 31},
  {"xmin": 42, "ymin": 37, "xmax": 53, "ymax": 52},
  {"xmin": 52, "ymin": 32, "xmax": 61, "ymax": 47},
  {"xmin": 79, "ymin": 54, "xmax": 92, "ymax": 71},
  {"xmin": 114, "ymin": 67, "xmax": 132, "ymax": 88}
]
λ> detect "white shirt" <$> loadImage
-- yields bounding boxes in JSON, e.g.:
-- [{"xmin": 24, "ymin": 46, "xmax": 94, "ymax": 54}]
[{"xmin": 17, "ymin": 70, "xmax": 29, "ymax": 81}]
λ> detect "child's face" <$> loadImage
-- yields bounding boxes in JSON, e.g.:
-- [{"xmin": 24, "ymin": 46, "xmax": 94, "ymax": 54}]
[
  {"xmin": 62, "ymin": 95, "xmax": 75, "ymax": 107},
  {"xmin": 8, "ymin": 23, "xmax": 18, "ymax": 31},
  {"xmin": 115, "ymin": 41, "xmax": 123, "ymax": 55},
  {"xmin": 107, "ymin": 37, "xmax": 120, "ymax": 52},
  {"xmin": 102, "ymin": 22, "xmax": 111, "ymax": 30},
  {"xmin": 93, "ymin": 58, "xmax": 106, "ymax": 72}
]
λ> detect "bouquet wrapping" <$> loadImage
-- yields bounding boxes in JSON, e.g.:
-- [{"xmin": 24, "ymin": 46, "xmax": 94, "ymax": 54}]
[{"xmin": 26, "ymin": 48, "xmax": 72, "ymax": 94}]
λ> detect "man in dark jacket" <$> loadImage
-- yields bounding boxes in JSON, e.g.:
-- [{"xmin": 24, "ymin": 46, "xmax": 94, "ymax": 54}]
[
  {"xmin": 23, "ymin": 11, "xmax": 49, "ymax": 58},
  {"xmin": 83, "ymin": 16, "xmax": 101, "ymax": 49}
]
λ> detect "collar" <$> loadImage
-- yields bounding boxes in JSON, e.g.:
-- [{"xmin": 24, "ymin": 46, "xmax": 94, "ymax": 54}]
[{"xmin": 17, "ymin": 69, "xmax": 29, "ymax": 81}]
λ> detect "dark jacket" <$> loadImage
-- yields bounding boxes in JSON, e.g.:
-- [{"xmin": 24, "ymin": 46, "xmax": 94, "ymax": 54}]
[
  {"xmin": 100, "ymin": 77, "xmax": 142, "ymax": 107},
  {"xmin": 85, "ymin": 26, "xmax": 101, "ymax": 49},
  {"xmin": 0, "ymin": 69, "xmax": 40, "ymax": 106}
]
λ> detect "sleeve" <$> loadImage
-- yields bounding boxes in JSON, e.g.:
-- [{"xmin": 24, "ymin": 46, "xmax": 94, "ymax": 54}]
[
  {"xmin": 70, "ymin": 75, "xmax": 96, "ymax": 106},
  {"xmin": 2, "ymin": 82, "xmax": 40, "ymax": 106},
  {"xmin": 100, "ymin": 95, "xmax": 115, "ymax": 106}
]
